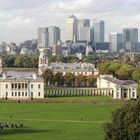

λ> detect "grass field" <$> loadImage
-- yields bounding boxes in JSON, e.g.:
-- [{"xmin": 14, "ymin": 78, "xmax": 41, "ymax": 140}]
[
  {"xmin": 48, "ymin": 96, "xmax": 111, "ymax": 101},
  {"xmin": 0, "ymin": 101, "xmax": 123, "ymax": 140}
]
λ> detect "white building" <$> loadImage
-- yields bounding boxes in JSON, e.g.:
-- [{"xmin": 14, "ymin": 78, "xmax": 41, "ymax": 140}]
[
  {"xmin": 66, "ymin": 15, "xmax": 78, "ymax": 42},
  {"xmin": 0, "ymin": 73, "xmax": 44, "ymax": 99},
  {"xmin": 97, "ymin": 75, "xmax": 137, "ymax": 99},
  {"xmin": 38, "ymin": 48, "xmax": 99, "ymax": 76},
  {"xmin": 0, "ymin": 57, "xmax": 44, "ymax": 99},
  {"xmin": 109, "ymin": 33, "xmax": 123, "ymax": 53}
]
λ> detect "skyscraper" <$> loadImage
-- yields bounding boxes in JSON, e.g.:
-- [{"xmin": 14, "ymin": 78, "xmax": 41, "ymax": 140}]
[
  {"xmin": 109, "ymin": 33, "xmax": 123, "ymax": 53},
  {"xmin": 38, "ymin": 26, "xmax": 60, "ymax": 48},
  {"xmin": 66, "ymin": 15, "xmax": 78, "ymax": 42},
  {"xmin": 123, "ymin": 28, "xmax": 138, "ymax": 51},
  {"xmin": 48, "ymin": 26, "xmax": 60, "ymax": 47},
  {"xmin": 92, "ymin": 20, "xmax": 105, "ymax": 43},
  {"xmin": 38, "ymin": 27, "xmax": 48, "ymax": 48},
  {"xmin": 78, "ymin": 19, "xmax": 92, "ymax": 42}
]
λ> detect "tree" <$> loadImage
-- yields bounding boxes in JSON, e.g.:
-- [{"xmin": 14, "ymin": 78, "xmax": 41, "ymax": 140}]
[
  {"xmin": 104, "ymin": 99, "xmax": 140, "ymax": 140},
  {"xmin": 116, "ymin": 64, "xmax": 135, "ymax": 80},
  {"xmin": 54, "ymin": 72, "xmax": 64, "ymax": 86},
  {"xmin": 75, "ymin": 74, "xmax": 87, "ymax": 87},
  {"xmin": 42, "ymin": 70, "xmax": 54, "ymax": 86},
  {"xmin": 86, "ymin": 75, "xmax": 96, "ymax": 87},
  {"xmin": 98, "ymin": 62, "xmax": 112, "ymax": 75},
  {"xmin": 132, "ymin": 68, "xmax": 140, "ymax": 82},
  {"xmin": 64, "ymin": 73, "xmax": 75, "ymax": 87}
]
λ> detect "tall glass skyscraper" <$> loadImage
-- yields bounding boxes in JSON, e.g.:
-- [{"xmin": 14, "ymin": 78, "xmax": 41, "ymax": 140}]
[
  {"xmin": 78, "ymin": 19, "xmax": 92, "ymax": 42},
  {"xmin": 92, "ymin": 20, "xmax": 105, "ymax": 43},
  {"xmin": 123, "ymin": 28, "xmax": 138, "ymax": 51},
  {"xmin": 109, "ymin": 33, "xmax": 123, "ymax": 53},
  {"xmin": 66, "ymin": 15, "xmax": 78, "ymax": 42}
]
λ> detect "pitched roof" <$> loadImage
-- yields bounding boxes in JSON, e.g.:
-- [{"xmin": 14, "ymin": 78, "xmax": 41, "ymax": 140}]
[{"xmin": 103, "ymin": 76, "xmax": 137, "ymax": 86}]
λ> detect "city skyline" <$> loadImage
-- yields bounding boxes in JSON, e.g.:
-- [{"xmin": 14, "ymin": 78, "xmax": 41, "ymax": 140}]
[{"xmin": 0, "ymin": 0, "xmax": 140, "ymax": 43}]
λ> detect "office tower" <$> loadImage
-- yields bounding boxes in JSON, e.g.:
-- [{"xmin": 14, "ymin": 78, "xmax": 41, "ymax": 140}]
[
  {"xmin": 66, "ymin": 15, "xmax": 78, "ymax": 42},
  {"xmin": 38, "ymin": 27, "xmax": 48, "ymax": 48},
  {"xmin": 123, "ymin": 28, "xmax": 138, "ymax": 51},
  {"xmin": 92, "ymin": 20, "xmax": 105, "ymax": 43},
  {"xmin": 48, "ymin": 26, "xmax": 60, "ymax": 47},
  {"xmin": 109, "ymin": 33, "xmax": 122, "ymax": 53},
  {"xmin": 78, "ymin": 19, "xmax": 92, "ymax": 42}
]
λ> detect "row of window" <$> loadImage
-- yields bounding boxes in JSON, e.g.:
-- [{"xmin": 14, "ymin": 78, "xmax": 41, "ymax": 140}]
[
  {"xmin": 5, "ymin": 84, "xmax": 41, "ymax": 89},
  {"xmin": 11, "ymin": 92, "xmax": 28, "ymax": 97},
  {"xmin": 10, "ymin": 92, "xmax": 41, "ymax": 97}
]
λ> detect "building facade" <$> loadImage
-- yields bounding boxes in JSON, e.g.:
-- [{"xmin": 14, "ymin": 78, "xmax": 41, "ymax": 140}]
[
  {"xmin": 123, "ymin": 28, "xmax": 138, "ymax": 51},
  {"xmin": 38, "ymin": 27, "xmax": 48, "ymax": 48},
  {"xmin": 109, "ymin": 33, "xmax": 123, "ymax": 53},
  {"xmin": 92, "ymin": 20, "xmax": 105, "ymax": 43},
  {"xmin": 48, "ymin": 26, "xmax": 60, "ymax": 47},
  {"xmin": 38, "ymin": 48, "xmax": 99, "ymax": 76},
  {"xmin": 97, "ymin": 75, "xmax": 137, "ymax": 99},
  {"xmin": 0, "ymin": 73, "xmax": 44, "ymax": 99},
  {"xmin": 78, "ymin": 19, "xmax": 92, "ymax": 42},
  {"xmin": 66, "ymin": 15, "xmax": 78, "ymax": 42}
]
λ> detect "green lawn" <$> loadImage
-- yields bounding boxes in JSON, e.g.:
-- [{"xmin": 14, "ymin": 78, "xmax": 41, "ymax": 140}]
[
  {"xmin": 0, "ymin": 103, "xmax": 122, "ymax": 140},
  {"xmin": 48, "ymin": 96, "xmax": 111, "ymax": 101}
]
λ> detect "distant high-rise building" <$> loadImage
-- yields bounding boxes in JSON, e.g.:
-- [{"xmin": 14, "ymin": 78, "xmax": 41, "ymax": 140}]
[
  {"xmin": 38, "ymin": 26, "xmax": 60, "ymax": 48},
  {"xmin": 38, "ymin": 27, "xmax": 48, "ymax": 48},
  {"xmin": 66, "ymin": 15, "xmax": 78, "ymax": 42},
  {"xmin": 92, "ymin": 20, "xmax": 105, "ymax": 43},
  {"xmin": 109, "ymin": 33, "xmax": 123, "ymax": 53},
  {"xmin": 123, "ymin": 28, "xmax": 138, "ymax": 51},
  {"xmin": 78, "ymin": 19, "xmax": 92, "ymax": 42},
  {"xmin": 48, "ymin": 26, "xmax": 60, "ymax": 47}
]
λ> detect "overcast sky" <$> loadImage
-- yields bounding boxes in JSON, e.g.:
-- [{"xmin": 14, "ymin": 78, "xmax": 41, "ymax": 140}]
[{"xmin": 0, "ymin": 0, "xmax": 140, "ymax": 43}]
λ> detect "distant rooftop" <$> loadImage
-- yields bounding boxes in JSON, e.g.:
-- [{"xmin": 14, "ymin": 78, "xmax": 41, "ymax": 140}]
[
  {"xmin": 68, "ymin": 15, "xmax": 77, "ymax": 19},
  {"xmin": 103, "ymin": 76, "xmax": 137, "ymax": 86}
]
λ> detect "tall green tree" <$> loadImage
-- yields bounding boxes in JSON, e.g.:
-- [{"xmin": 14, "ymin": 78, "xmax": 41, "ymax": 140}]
[
  {"xmin": 64, "ymin": 73, "xmax": 75, "ymax": 87},
  {"xmin": 104, "ymin": 99, "xmax": 140, "ymax": 140},
  {"xmin": 116, "ymin": 64, "xmax": 135, "ymax": 80}
]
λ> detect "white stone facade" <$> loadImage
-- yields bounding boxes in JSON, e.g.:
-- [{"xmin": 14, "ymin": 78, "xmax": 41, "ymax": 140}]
[
  {"xmin": 0, "ymin": 73, "xmax": 44, "ymax": 99},
  {"xmin": 38, "ymin": 48, "xmax": 99, "ymax": 76},
  {"xmin": 97, "ymin": 75, "xmax": 137, "ymax": 99}
]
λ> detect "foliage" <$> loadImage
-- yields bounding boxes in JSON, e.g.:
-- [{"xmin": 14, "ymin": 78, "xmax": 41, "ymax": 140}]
[
  {"xmin": 132, "ymin": 68, "xmax": 140, "ymax": 82},
  {"xmin": 64, "ymin": 73, "xmax": 75, "ymax": 87},
  {"xmin": 2, "ymin": 55, "xmax": 38, "ymax": 68},
  {"xmin": 104, "ymin": 99, "xmax": 140, "ymax": 140},
  {"xmin": 116, "ymin": 64, "xmax": 135, "ymax": 80}
]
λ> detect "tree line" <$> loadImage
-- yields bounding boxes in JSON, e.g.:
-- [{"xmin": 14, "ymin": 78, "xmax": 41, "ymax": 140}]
[
  {"xmin": 42, "ymin": 70, "xmax": 96, "ymax": 87},
  {"xmin": 2, "ymin": 55, "xmax": 39, "ymax": 68}
]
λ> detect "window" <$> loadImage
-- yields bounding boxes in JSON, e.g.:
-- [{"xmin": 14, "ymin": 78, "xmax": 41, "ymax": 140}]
[
  {"xmin": 38, "ymin": 92, "xmax": 40, "ymax": 97},
  {"xmin": 31, "ymin": 84, "xmax": 33, "ymax": 89},
  {"xmin": 12, "ymin": 92, "xmax": 14, "ymax": 96},
  {"xmin": 133, "ymin": 92, "xmax": 135, "ymax": 97},
  {"xmin": 22, "ymin": 92, "xmax": 24, "ymax": 96},
  {"xmin": 25, "ymin": 92, "xmax": 27, "ymax": 96},
  {"xmin": 22, "ymin": 83, "xmax": 24, "ymax": 89},
  {"xmin": 15, "ymin": 83, "xmax": 17, "ymax": 88},
  {"xmin": 6, "ymin": 92, "xmax": 8, "ymax": 96},
  {"xmin": 18, "ymin": 83, "xmax": 21, "ymax": 89},
  {"xmin": 15, "ymin": 92, "xmax": 17, "ymax": 96},
  {"xmin": 6, "ymin": 84, "xmax": 8, "ymax": 89},
  {"xmin": 38, "ymin": 84, "xmax": 41, "ymax": 89},
  {"xmin": 18, "ymin": 92, "xmax": 20, "ymax": 96},
  {"xmin": 11, "ymin": 83, "xmax": 14, "ymax": 89},
  {"xmin": 25, "ymin": 83, "xmax": 27, "ymax": 89}
]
